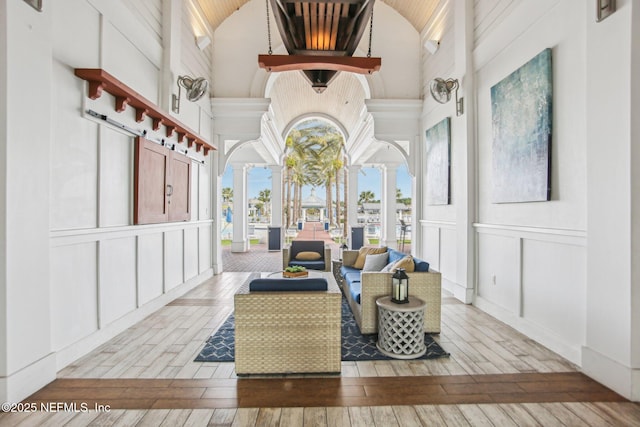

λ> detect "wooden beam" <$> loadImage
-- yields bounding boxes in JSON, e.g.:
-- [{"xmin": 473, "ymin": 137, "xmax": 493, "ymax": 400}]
[{"xmin": 258, "ymin": 54, "xmax": 381, "ymax": 74}]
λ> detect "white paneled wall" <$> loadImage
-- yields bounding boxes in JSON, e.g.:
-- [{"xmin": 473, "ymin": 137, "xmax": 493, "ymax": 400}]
[
  {"xmin": 182, "ymin": 0, "xmax": 213, "ymax": 86},
  {"xmin": 122, "ymin": 0, "xmax": 163, "ymax": 44},
  {"xmin": 421, "ymin": 1, "xmax": 455, "ymax": 100},
  {"xmin": 99, "ymin": 237, "xmax": 138, "ymax": 326},
  {"xmin": 473, "ymin": 0, "xmax": 519, "ymax": 47},
  {"xmin": 138, "ymin": 233, "xmax": 165, "ymax": 305},
  {"xmin": 474, "ymin": 225, "xmax": 586, "ymax": 363},
  {"xmin": 48, "ymin": 0, "xmax": 215, "ymax": 370},
  {"xmin": 419, "ymin": 0, "xmax": 589, "ymax": 365},
  {"xmin": 50, "ymin": 243, "xmax": 98, "ymax": 351}
]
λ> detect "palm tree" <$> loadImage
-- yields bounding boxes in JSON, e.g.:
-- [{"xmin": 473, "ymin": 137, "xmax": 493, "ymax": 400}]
[
  {"xmin": 284, "ymin": 121, "xmax": 344, "ymax": 226},
  {"xmin": 222, "ymin": 187, "xmax": 233, "ymax": 203},
  {"xmin": 257, "ymin": 189, "xmax": 271, "ymax": 221},
  {"xmin": 359, "ymin": 190, "xmax": 375, "ymax": 206}
]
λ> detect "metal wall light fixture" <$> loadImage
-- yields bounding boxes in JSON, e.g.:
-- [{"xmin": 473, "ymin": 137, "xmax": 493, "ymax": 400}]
[
  {"xmin": 172, "ymin": 75, "xmax": 209, "ymax": 114},
  {"xmin": 196, "ymin": 35, "xmax": 211, "ymax": 50},
  {"xmin": 596, "ymin": 0, "xmax": 616, "ymax": 22},
  {"xmin": 424, "ymin": 39, "xmax": 440, "ymax": 55},
  {"xmin": 430, "ymin": 78, "xmax": 464, "ymax": 116}
]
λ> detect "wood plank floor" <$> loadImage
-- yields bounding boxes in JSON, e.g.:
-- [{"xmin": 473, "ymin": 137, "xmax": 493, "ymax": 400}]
[{"xmin": 2, "ymin": 272, "xmax": 639, "ymax": 426}]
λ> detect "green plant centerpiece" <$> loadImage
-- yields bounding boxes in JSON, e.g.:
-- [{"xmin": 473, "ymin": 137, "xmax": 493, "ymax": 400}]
[{"xmin": 283, "ymin": 265, "xmax": 308, "ymax": 278}]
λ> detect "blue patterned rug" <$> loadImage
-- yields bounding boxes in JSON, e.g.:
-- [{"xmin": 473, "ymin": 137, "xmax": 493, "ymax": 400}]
[{"xmin": 195, "ymin": 297, "xmax": 449, "ymax": 362}]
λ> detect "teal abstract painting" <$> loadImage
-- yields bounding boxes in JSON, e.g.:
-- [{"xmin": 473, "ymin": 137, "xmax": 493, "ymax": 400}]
[
  {"xmin": 425, "ymin": 117, "xmax": 451, "ymax": 205},
  {"xmin": 491, "ymin": 48, "xmax": 552, "ymax": 203}
]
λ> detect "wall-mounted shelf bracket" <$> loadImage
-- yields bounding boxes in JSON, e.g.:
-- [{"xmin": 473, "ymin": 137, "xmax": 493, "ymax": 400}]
[{"xmin": 74, "ymin": 68, "xmax": 215, "ymax": 155}]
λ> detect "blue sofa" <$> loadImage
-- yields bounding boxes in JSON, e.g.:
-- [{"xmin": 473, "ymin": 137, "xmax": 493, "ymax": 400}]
[{"xmin": 339, "ymin": 248, "xmax": 441, "ymax": 334}]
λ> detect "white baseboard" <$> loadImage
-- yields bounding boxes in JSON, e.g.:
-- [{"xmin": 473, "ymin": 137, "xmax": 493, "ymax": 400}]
[
  {"xmin": 442, "ymin": 278, "xmax": 473, "ymax": 304},
  {"xmin": 582, "ymin": 346, "xmax": 639, "ymax": 401},
  {"xmin": 55, "ymin": 269, "xmax": 213, "ymax": 371},
  {"xmin": 0, "ymin": 353, "xmax": 57, "ymax": 402},
  {"xmin": 474, "ymin": 295, "xmax": 582, "ymax": 366}
]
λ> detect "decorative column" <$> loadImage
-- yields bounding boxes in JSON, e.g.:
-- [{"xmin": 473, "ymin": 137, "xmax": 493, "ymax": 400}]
[
  {"xmin": 269, "ymin": 165, "xmax": 282, "ymax": 226},
  {"xmin": 348, "ymin": 165, "xmax": 360, "ymax": 228},
  {"xmin": 0, "ymin": 0, "xmax": 55, "ymax": 402},
  {"xmin": 231, "ymin": 164, "xmax": 249, "ymax": 252},
  {"xmin": 347, "ymin": 165, "xmax": 361, "ymax": 248},
  {"xmin": 212, "ymin": 143, "xmax": 224, "ymax": 274},
  {"xmin": 381, "ymin": 164, "xmax": 399, "ymax": 248}
]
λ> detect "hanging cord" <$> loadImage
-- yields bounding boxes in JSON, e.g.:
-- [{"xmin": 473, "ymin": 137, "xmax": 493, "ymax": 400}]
[
  {"xmin": 367, "ymin": 7, "xmax": 373, "ymax": 58},
  {"xmin": 266, "ymin": 0, "xmax": 273, "ymax": 55}
]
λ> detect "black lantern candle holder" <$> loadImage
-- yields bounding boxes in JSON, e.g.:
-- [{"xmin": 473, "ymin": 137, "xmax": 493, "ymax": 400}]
[{"xmin": 391, "ymin": 268, "xmax": 409, "ymax": 304}]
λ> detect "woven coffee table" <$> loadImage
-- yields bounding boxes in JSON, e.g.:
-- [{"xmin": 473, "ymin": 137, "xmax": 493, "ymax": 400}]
[{"xmin": 375, "ymin": 296, "xmax": 427, "ymax": 359}]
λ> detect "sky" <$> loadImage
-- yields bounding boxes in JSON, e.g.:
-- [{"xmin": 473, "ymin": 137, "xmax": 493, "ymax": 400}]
[{"xmin": 221, "ymin": 164, "xmax": 412, "ymax": 200}]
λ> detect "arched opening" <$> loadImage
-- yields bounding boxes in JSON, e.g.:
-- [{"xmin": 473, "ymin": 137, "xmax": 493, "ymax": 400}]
[{"xmin": 282, "ymin": 117, "xmax": 348, "ymax": 243}]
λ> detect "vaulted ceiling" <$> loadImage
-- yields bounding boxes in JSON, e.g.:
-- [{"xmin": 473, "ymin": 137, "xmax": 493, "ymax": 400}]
[
  {"xmin": 195, "ymin": 0, "xmax": 438, "ymax": 39},
  {"xmin": 199, "ymin": 0, "xmax": 439, "ymax": 165}
]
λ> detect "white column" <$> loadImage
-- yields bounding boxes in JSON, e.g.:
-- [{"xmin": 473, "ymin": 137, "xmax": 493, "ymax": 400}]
[
  {"xmin": 583, "ymin": 0, "xmax": 638, "ymax": 401},
  {"xmin": 410, "ymin": 134, "xmax": 422, "ymax": 258},
  {"xmin": 231, "ymin": 164, "xmax": 249, "ymax": 252},
  {"xmin": 269, "ymin": 165, "xmax": 282, "ymax": 226},
  {"xmin": 0, "ymin": 1, "xmax": 55, "ymax": 402},
  {"xmin": 347, "ymin": 165, "xmax": 361, "ymax": 248},
  {"xmin": 212, "ymin": 142, "xmax": 223, "ymax": 273},
  {"xmin": 381, "ymin": 164, "xmax": 399, "ymax": 248},
  {"xmin": 348, "ymin": 165, "xmax": 360, "ymax": 228},
  {"xmin": 452, "ymin": 0, "xmax": 476, "ymax": 304}
]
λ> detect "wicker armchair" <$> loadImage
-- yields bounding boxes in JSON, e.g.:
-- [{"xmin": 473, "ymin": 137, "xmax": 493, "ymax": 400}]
[{"xmin": 282, "ymin": 240, "xmax": 331, "ymax": 271}]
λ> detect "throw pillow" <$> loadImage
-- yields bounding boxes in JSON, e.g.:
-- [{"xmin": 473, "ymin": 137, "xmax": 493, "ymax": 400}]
[
  {"xmin": 295, "ymin": 251, "xmax": 322, "ymax": 261},
  {"xmin": 353, "ymin": 246, "xmax": 387, "ymax": 269},
  {"xmin": 381, "ymin": 261, "xmax": 394, "ymax": 273},
  {"xmin": 362, "ymin": 252, "xmax": 389, "ymax": 271},
  {"xmin": 391, "ymin": 255, "xmax": 415, "ymax": 272}
]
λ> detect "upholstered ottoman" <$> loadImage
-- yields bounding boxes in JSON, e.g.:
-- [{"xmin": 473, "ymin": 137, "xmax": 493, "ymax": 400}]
[{"xmin": 234, "ymin": 273, "xmax": 342, "ymax": 375}]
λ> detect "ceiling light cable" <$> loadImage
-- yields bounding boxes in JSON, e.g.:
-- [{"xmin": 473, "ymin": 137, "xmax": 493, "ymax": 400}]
[{"xmin": 266, "ymin": 0, "xmax": 272, "ymax": 55}]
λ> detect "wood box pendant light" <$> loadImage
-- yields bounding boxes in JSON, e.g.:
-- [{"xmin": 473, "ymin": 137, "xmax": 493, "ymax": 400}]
[{"xmin": 259, "ymin": 0, "xmax": 381, "ymax": 93}]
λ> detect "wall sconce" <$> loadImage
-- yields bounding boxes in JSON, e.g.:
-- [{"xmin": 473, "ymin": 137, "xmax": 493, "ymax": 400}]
[
  {"xmin": 424, "ymin": 39, "xmax": 439, "ymax": 55},
  {"xmin": 430, "ymin": 77, "xmax": 464, "ymax": 116},
  {"xmin": 196, "ymin": 35, "xmax": 211, "ymax": 50},
  {"xmin": 172, "ymin": 75, "xmax": 209, "ymax": 114},
  {"xmin": 596, "ymin": 0, "xmax": 616, "ymax": 22}
]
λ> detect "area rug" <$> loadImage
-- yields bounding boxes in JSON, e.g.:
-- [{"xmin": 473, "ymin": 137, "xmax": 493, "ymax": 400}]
[{"xmin": 194, "ymin": 297, "xmax": 449, "ymax": 362}]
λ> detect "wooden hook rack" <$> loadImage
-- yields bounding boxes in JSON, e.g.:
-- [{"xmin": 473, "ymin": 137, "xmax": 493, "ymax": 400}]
[{"xmin": 74, "ymin": 68, "xmax": 215, "ymax": 155}]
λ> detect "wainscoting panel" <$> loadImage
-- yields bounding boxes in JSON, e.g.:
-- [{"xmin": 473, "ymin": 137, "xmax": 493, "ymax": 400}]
[
  {"xmin": 137, "ymin": 232, "xmax": 164, "ymax": 306},
  {"xmin": 184, "ymin": 227, "xmax": 199, "ymax": 282},
  {"xmin": 440, "ymin": 227, "xmax": 457, "ymax": 283},
  {"xmin": 50, "ymin": 242, "xmax": 99, "ymax": 351},
  {"xmin": 198, "ymin": 163, "xmax": 211, "ymax": 220},
  {"xmin": 99, "ymin": 127, "xmax": 133, "ymax": 228},
  {"xmin": 522, "ymin": 238, "xmax": 586, "ymax": 349},
  {"xmin": 477, "ymin": 233, "xmax": 521, "ymax": 314},
  {"xmin": 164, "ymin": 230, "xmax": 185, "ymax": 291},
  {"xmin": 474, "ymin": 223, "xmax": 587, "ymax": 363},
  {"xmin": 199, "ymin": 225, "xmax": 212, "ymax": 274},
  {"xmin": 421, "ymin": 225, "xmax": 441, "ymax": 270},
  {"xmin": 99, "ymin": 237, "xmax": 137, "ymax": 327}
]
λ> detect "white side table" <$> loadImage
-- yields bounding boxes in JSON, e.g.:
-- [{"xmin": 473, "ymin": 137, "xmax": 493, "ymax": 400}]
[{"xmin": 376, "ymin": 296, "xmax": 427, "ymax": 359}]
